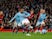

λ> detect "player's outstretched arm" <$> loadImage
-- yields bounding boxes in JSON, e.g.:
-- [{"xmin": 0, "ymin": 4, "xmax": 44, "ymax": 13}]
[
  {"xmin": 24, "ymin": 11, "xmax": 30, "ymax": 17},
  {"xmin": 9, "ymin": 13, "xmax": 18, "ymax": 23}
]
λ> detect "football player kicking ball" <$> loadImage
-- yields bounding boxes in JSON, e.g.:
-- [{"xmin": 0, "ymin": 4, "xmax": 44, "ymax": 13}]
[
  {"xmin": 9, "ymin": 7, "xmax": 33, "ymax": 36},
  {"xmin": 35, "ymin": 9, "xmax": 48, "ymax": 34}
]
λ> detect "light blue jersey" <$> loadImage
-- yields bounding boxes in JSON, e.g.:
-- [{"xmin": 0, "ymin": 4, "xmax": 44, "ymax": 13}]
[
  {"xmin": 36, "ymin": 13, "xmax": 47, "ymax": 26},
  {"xmin": 38, "ymin": 13, "xmax": 46, "ymax": 22},
  {"xmin": 9, "ymin": 11, "xmax": 30, "ymax": 24}
]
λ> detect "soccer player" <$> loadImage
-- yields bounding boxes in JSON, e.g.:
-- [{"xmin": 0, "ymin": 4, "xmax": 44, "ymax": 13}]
[
  {"xmin": 0, "ymin": 11, "xmax": 4, "ymax": 31},
  {"xmin": 9, "ymin": 7, "xmax": 33, "ymax": 36},
  {"xmin": 35, "ymin": 9, "xmax": 48, "ymax": 34},
  {"xmin": 28, "ymin": 8, "xmax": 35, "ymax": 32}
]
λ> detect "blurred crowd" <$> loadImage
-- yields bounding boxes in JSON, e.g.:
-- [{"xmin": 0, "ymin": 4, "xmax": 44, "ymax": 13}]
[{"xmin": 0, "ymin": 0, "xmax": 52, "ymax": 29}]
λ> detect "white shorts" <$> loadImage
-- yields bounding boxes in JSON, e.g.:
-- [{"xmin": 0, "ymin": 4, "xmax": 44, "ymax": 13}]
[
  {"xmin": 22, "ymin": 19, "xmax": 30, "ymax": 25},
  {"xmin": 36, "ymin": 21, "xmax": 45, "ymax": 27},
  {"xmin": 13, "ymin": 19, "xmax": 30, "ymax": 27}
]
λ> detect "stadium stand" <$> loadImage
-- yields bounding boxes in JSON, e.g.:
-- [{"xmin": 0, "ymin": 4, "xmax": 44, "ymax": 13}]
[{"xmin": 0, "ymin": 0, "xmax": 52, "ymax": 32}]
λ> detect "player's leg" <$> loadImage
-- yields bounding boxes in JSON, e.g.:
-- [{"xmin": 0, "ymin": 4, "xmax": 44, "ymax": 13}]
[
  {"xmin": 40, "ymin": 21, "xmax": 47, "ymax": 34},
  {"xmin": 22, "ymin": 19, "xmax": 31, "ymax": 36},
  {"xmin": 0, "ymin": 23, "xmax": 3, "ymax": 31},
  {"xmin": 12, "ymin": 21, "xmax": 18, "ymax": 33},
  {"xmin": 15, "ymin": 23, "xmax": 22, "ymax": 33},
  {"xmin": 12, "ymin": 26, "xmax": 16, "ymax": 32},
  {"xmin": 21, "ymin": 24, "xmax": 26, "ymax": 33},
  {"xmin": 35, "ymin": 21, "xmax": 41, "ymax": 33},
  {"xmin": 22, "ymin": 20, "xmax": 27, "ymax": 33},
  {"xmin": 26, "ymin": 25, "xmax": 33, "ymax": 36},
  {"xmin": 28, "ymin": 25, "xmax": 34, "ymax": 33}
]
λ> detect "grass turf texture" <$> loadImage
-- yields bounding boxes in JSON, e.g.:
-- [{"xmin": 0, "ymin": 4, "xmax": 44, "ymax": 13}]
[{"xmin": 0, "ymin": 32, "xmax": 52, "ymax": 39}]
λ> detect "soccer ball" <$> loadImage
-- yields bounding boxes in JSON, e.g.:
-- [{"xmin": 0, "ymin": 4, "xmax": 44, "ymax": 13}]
[{"xmin": 42, "ymin": 29, "xmax": 47, "ymax": 34}]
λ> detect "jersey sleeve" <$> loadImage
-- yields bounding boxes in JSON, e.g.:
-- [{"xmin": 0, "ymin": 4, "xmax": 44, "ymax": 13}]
[
  {"xmin": 24, "ymin": 11, "xmax": 30, "ymax": 17},
  {"xmin": 44, "ymin": 14, "xmax": 47, "ymax": 20},
  {"xmin": 9, "ymin": 13, "xmax": 18, "ymax": 22}
]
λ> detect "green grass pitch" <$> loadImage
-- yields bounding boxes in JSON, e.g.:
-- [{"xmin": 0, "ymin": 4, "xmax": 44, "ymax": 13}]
[{"xmin": 0, "ymin": 32, "xmax": 52, "ymax": 39}]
